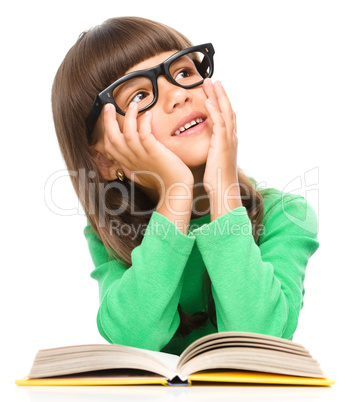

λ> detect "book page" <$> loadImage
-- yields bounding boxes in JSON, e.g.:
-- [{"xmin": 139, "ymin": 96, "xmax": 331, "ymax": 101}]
[
  {"xmin": 176, "ymin": 332, "xmax": 322, "ymax": 381},
  {"xmin": 137, "ymin": 349, "xmax": 179, "ymax": 373},
  {"xmin": 178, "ymin": 347, "xmax": 324, "ymax": 381},
  {"xmin": 178, "ymin": 332, "xmax": 309, "ymax": 367},
  {"xmin": 179, "ymin": 337, "xmax": 309, "ymax": 367},
  {"xmin": 28, "ymin": 344, "xmax": 180, "ymax": 380}
]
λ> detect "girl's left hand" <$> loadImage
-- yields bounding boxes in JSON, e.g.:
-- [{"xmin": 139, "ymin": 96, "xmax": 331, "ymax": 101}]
[{"xmin": 203, "ymin": 79, "xmax": 239, "ymax": 196}]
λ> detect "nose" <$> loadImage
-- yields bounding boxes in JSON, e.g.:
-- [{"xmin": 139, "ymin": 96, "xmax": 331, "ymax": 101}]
[{"xmin": 156, "ymin": 76, "xmax": 191, "ymax": 112}]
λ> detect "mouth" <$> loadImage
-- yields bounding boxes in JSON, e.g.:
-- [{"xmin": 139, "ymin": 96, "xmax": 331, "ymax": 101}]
[{"xmin": 171, "ymin": 111, "xmax": 208, "ymax": 137}]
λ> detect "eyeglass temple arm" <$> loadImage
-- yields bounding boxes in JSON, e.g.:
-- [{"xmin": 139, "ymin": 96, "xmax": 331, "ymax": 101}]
[
  {"xmin": 85, "ymin": 96, "xmax": 103, "ymax": 143},
  {"xmin": 200, "ymin": 46, "xmax": 214, "ymax": 77},
  {"xmin": 199, "ymin": 57, "xmax": 210, "ymax": 77}
]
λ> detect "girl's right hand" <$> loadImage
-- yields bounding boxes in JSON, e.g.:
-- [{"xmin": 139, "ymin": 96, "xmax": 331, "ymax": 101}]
[{"xmin": 102, "ymin": 102, "xmax": 194, "ymax": 195}]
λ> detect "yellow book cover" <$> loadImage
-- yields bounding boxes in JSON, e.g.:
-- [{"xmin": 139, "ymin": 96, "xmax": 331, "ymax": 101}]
[{"xmin": 16, "ymin": 371, "xmax": 335, "ymax": 387}]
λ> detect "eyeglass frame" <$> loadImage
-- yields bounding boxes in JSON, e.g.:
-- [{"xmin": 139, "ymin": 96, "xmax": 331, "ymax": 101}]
[{"xmin": 85, "ymin": 43, "xmax": 215, "ymax": 143}]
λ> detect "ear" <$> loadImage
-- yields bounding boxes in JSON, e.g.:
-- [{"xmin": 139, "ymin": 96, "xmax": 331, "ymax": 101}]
[{"xmin": 90, "ymin": 146, "xmax": 122, "ymax": 181}]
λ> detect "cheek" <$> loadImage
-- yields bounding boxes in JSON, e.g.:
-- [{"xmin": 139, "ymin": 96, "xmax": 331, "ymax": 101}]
[
  {"xmin": 146, "ymin": 110, "xmax": 165, "ymax": 141},
  {"xmin": 194, "ymin": 86, "xmax": 208, "ymax": 103}
]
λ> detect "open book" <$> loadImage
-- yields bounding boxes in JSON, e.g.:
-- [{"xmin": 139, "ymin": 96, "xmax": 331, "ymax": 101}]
[{"xmin": 16, "ymin": 332, "xmax": 334, "ymax": 386}]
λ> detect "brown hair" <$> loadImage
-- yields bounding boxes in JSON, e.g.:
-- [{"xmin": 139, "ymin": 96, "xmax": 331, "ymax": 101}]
[{"xmin": 51, "ymin": 16, "xmax": 279, "ymax": 340}]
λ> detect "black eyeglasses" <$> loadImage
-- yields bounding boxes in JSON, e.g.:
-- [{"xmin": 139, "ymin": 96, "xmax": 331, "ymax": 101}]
[{"xmin": 85, "ymin": 43, "xmax": 215, "ymax": 142}]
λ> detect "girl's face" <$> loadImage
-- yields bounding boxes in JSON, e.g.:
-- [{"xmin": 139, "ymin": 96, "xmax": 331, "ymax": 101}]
[{"xmin": 115, "ymin": 51, "xmax": 212, "ymax": 169}]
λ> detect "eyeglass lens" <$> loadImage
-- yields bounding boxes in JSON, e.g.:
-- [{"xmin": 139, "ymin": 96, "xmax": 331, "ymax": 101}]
[{"xmin": 112, "ymin": 50, "xmax": 212, "ymax": 114}]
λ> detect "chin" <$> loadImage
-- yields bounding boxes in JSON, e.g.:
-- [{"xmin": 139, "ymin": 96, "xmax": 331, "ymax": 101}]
[
  {"xmin": 183, "ymin": 139, "xmax": 210, "ymax": 166},
  {"xmin": 185, "ymin": 156, "xmax": 208, "ymax": 169}
]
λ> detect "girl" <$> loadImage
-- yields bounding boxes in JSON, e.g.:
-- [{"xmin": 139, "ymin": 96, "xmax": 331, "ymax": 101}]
[{"xmin": 52, "ymin": 16, "xmax": 320, "ymax": 355}]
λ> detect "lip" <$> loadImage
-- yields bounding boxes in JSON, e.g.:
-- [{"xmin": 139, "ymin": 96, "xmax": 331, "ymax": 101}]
[{"xmin": 171, "ymin": 111, "xmax": 208, "ymax": 137}]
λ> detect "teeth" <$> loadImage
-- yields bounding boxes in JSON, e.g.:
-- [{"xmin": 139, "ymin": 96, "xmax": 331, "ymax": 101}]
[{"xmin": 173, "ymin": 118, "xmax": 204, "ymax": 136}]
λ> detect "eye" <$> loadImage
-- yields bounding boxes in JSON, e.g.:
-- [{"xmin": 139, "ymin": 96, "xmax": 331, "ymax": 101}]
[
  {"xmin": 130, "ymin": 91, "xmax": 149, "ymax": 104},
  {"xmin": 175, "ymin": 69, "xmax": 191, "ymax": 81}
]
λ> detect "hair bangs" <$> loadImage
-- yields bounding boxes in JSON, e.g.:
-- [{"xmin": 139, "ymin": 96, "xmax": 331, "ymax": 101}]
[{"xmin": 83, "ymin": 17, "xmax": 193, "ymax": 97}]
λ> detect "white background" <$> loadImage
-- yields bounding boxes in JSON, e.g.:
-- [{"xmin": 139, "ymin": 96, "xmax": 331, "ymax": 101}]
[{"xmin": 2, "ymin": 0, "xmax": 361, "ymax": 400}]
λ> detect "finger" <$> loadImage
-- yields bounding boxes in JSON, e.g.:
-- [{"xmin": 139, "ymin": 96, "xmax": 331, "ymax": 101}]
[
  {"xmin": 121, "ymin": 101, "xmax": 141, "ymax": 154},
  {"xmin": 138, "ymin": 111, "xmax": 155, "ymax": 151},
  {"xmin": 103, "ymin": 103, "xmax": 129, "ymax": 160},
  {"xmin": 204, "ymin": 79, "xmax": 235, "ymax": 141},
  {"xmin": 205, "ymin": 98, "xmax": 227, "ymax": 136},
  {"xmin": 213, "ymin": 81, "xmax": 235, "ymax": 139},
  {"xmin": 121, "ymin": 101, "xmax": 149, "ymax": 160},
  {"xmin": 104, "ymin": 103, "xmax": 122, "ymax": 142},
  {"xmin": 233, "ymin": 110, "xmax": 237, "ymax": 137},
  {"xmin": 203, "ymin": 78, "xmax": 219, "ymax": 108}
]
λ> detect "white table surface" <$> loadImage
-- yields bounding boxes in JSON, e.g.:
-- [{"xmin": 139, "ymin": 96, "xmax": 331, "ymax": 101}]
[{"xmin": 8, "ymin": 379, "xmax": 359, "ymax": 402}]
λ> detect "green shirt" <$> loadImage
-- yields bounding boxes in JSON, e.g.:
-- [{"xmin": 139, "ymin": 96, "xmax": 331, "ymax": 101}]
[{"xmin": 84, "ymin": 182, "xmax": 319, "ymax": 356}]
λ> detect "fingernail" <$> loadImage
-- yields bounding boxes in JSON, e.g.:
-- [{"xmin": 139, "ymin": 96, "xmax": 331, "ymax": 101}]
[
  {"xmin": 129, "ymin": 102, "xmax": 136, "ymax": 108},
  {"xmin": 104, "ymin": 104, "xmax": 112, "ymax": 112},
  {"xmin": 216, "ymin": 81, "xmax": 222, "ymax": 88}
]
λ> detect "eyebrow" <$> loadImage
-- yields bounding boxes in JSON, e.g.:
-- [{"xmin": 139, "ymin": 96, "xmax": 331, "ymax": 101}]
[
  {"xmin": 113, "ymin": 76, "xmax": 150, "ymax": 97},
  {"xmin": 171, "ymin": 55, "xmax": 194, "ymax": 65}
]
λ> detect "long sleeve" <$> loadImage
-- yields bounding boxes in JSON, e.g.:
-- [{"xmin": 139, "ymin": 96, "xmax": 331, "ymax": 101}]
[
  {"xmin": 191, "ymin": 194, "xmax": 319, "ymax": 340},
  {"xmin": 84, "ymin": 211, "xmax": 196, "ymax": 351}
]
